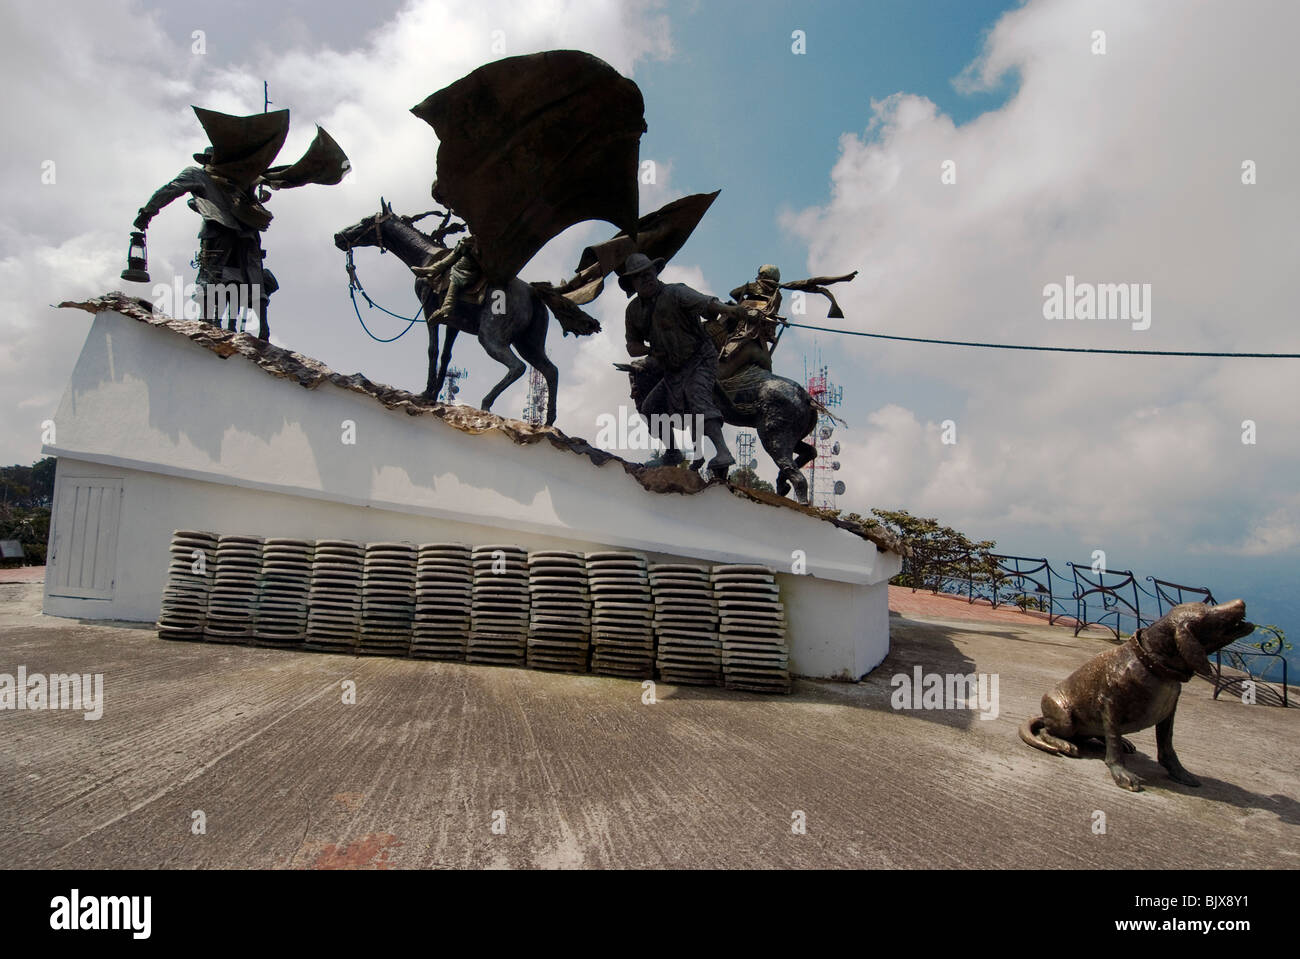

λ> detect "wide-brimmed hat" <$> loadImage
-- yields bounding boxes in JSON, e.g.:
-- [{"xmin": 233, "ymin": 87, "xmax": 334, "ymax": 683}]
[
  {"xmin": 192, "ymin": 146, "xmax": 214, "ymax": 164},
  {"xmin": 617, "ymin": 252, "xmax": 666, "ymax": 294}
]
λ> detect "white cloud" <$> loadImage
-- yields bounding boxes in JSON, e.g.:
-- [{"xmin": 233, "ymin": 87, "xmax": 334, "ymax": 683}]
[
  {"xmin": 1199, "ymin": 494, "xmax": 1300, "ymax": 557},
  {"xmin": 786, "ymin": 0, "xmax": 1300, "ymax": 561}
]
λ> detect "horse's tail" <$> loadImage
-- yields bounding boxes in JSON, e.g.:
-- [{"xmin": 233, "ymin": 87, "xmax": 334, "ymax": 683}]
[
  {"xmin": 809, "ymin": 392, "xmax": 847, "ymax": 427},
  {"xmin": 532, "ymin": 283, "xmax": 601, "ymax": 337}
]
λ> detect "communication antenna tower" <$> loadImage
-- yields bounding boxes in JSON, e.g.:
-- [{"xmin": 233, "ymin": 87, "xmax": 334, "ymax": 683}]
[
  {"xmin": 522, "ymin": 367, "xmax": 548, "ymax": 426},
  {"xmin": 803, "ymin": 348, "xmax": 844, "ymax": 509},
  {"xmin": 439, "ymin": 366, "xmax": 468, "ymax": 405},
  {"xmin": 735, "ymin": 431, "xmax": 758, "ymax": 478}
]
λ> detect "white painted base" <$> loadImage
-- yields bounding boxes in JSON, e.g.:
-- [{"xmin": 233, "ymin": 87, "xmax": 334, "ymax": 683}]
[
  {"xmin": 41, "ymin": 310, "xmax": 902, "ymax": 679},
  {"xmin": 44, "ymin": 458, "xmax": 893, "ymax": 679}
]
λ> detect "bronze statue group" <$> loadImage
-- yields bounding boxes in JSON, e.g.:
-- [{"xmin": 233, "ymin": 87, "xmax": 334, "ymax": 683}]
[
  {"xmin": 127, "ymin": 51, "xmax": 854, "ymax": 503},
  {"xmin": 125, "ymin": 51, "xmax": 1260, "ymax": 795}
]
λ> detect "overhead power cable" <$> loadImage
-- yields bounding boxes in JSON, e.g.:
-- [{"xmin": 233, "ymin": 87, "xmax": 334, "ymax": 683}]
[{"xmin": 781, "ymin": 321, "xmax": 1300, "ymax": 358}]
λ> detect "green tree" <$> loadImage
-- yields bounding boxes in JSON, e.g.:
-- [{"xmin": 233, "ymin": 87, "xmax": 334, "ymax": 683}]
[
  {"xmin": 728, "ymin": 464, "xmax": 775, "ymax": 493},
  {"xmin": 0, "ymin": 457, "xmax": 56, "ymax": 563},
  {"xmin": 30, "ymin": 457, "xmax": 56, "ymax": 505},
  {"xmin": 850, "ymin": 508, "xmax": 997, "ymax": 594}
]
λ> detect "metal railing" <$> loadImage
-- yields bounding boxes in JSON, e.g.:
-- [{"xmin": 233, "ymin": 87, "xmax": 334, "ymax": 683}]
[
  {"xmin": 1067, "ymin": 563, "xmax": 1144, "ymax": 639},
  {"xmin": 1209, "ymin": 622, "xmax": 1289, "ymax": 707},
  {"xmin": 898, "ymin": 554, "xmax": 1290, "ymax": 706}
]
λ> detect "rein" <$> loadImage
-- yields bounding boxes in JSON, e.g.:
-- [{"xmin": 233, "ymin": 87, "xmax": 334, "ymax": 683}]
[
  {"xmin": 343, "ymin": 242, "xmax": 424, "ymax": 343},
  {"xmin": 339, "ymin": 208, "xmax": 451, "ymax": 344}
]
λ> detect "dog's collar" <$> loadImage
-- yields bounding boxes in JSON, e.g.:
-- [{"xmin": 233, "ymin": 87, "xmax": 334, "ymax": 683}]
[{"xmin": 1129, "ymin": 630, "xmax": 1194, "ymax": 681}]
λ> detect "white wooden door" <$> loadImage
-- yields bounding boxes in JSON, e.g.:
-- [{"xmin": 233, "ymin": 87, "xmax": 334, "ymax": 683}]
[{"xmin": 47, "ymin": 476, "xmax": 124, "ymax": 599}]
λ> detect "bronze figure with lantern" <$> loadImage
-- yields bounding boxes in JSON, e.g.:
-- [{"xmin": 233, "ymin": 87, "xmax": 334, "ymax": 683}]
[{"xmin": 126, "ymin": 105, "xmax": 350, "ymax": 341}]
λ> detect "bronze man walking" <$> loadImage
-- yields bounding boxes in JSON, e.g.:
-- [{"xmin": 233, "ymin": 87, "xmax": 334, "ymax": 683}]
[{"xmin": 621, "ymin": 253, "xmax": 758, "ymax": 478}]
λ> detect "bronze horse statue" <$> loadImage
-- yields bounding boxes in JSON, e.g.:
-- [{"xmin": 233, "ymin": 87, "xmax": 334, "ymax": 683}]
[
  {"xmin": 616, "ymin": 357, "xmax": 820, "ymax": 503},
  {"xmin": 335, "ymin": 199, "xmax": 568, "ymax": 425}
]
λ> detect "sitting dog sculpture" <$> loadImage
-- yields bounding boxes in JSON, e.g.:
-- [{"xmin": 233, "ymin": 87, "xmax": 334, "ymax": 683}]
[{"xmin": 1019, "ymin": 599, "xmax": 1253, "ymax": 791}]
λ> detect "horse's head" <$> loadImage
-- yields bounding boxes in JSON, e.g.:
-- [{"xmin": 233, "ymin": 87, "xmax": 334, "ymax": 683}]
[{"xmin": 333, "ymin": 197, "xmax": 396, "ymax": 252}]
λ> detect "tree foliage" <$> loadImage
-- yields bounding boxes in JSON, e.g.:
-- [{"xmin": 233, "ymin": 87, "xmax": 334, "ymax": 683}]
[
  {"xmin": 843, "ymin": 508, "xmax": 997, "ymax": 593},
  {"xmin": 0, "ymin": 457, "xmax": 56, "ymax": 564},
  {"xmin": 728, "ymin": 465, "xmax": 774, "ymax": 493}
]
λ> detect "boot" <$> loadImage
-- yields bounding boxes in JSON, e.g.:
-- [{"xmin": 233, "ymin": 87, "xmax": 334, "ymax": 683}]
[{"xmin": 430, "ymin": 282, "xmax": 459, "ymax": 321}]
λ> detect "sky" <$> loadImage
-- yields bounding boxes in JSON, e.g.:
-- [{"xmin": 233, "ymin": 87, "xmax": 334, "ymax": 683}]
[{"xmin": 1, "ymin": 0, "xmax": 1297, "ymax": 658}]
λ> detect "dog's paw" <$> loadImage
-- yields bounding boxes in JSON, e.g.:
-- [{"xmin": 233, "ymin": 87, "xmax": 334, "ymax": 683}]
[
  {"xmin": 1163, "ymin": 763, "xmax": 1201, "ymax": 787},
  {"xmin": 1108, "ymin": 763, "xmax": 1144, "ymax": 791}
]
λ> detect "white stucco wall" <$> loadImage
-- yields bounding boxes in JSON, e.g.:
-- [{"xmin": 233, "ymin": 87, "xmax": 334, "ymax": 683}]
[{"xmin": 42, "ymin": 310, "xmax": 902, "ymax": 679}]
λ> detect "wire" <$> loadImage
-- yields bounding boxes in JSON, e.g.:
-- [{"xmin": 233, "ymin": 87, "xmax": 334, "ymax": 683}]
[{"xmin": 781, "ymin": 321, "xmax": 1300, "ymax": 358}]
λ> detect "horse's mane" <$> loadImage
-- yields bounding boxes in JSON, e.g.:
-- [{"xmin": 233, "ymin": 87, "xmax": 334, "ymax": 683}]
[{"xmin": 397, "ymin": 209, "xmax": 464, "ymax": 251}]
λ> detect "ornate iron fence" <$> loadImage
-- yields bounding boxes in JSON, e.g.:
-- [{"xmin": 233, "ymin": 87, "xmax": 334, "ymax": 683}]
[
  {"xmin": 898, "ymin": 556, "xmax": 1291, "ymax": 706},
  {"xmin": 988, "ymin": 554, "xmax": 1068, "ymax": 624},
  {"xmin": 1067, "ymin": 563, "xmax": 1144, "ymax": 639},
  {"xmin": 1147, "ymin": 577, "xmax": 1215, "ymax": 613},
  {"xmin": 1209, "ymin": 624, "xmax": 1289, "ymax": 707}
]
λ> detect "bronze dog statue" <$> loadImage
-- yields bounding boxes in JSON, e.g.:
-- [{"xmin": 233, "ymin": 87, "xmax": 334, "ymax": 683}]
[{"xmin": 1020, "ymin": 599, "xmax": 1253, "ymax": 791}]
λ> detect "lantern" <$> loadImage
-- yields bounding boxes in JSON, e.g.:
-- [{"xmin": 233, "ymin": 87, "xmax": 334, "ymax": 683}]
[{"xmin": 120, "ymin": 231, "xmax": 150, "ymax": 283}]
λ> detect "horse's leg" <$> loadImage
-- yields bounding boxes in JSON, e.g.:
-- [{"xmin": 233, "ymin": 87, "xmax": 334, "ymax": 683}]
[
  {"xmin": 515, "ymin": 347, "xmax": 558, "ymax": 426},
  {"xmin": 774, "ymin": 454, "xmax": 806, "ymax": 501},
  {"xmin": 788, "ymin": 452, "xmax": 811, "ymax": 503},
  {"xmin": 477, "ymin": 304, "xmax": 527, "ymax": 413},
  {"xmin": 769, "ymin": 438, "xmax": 810, "ymax": 503},
  {"xmin": 786, "ymin": 408, "xmax": 818, "ymax": 502},
  {"xmin": 774, "ymin": 439, "xmax": 817, "ymax": 500},
  {"xmin": 428, "ymin": 314, "xmax": 449, "ymax": 400},
  {"xmin": 762, "ymin": 412, "xmax": 811, "ymax": 504},
  {"xmin": 434, "ymin": 327, "xmax": 459, "ymax": 401},
  {"xmin": 513, "ymin": 291, "xmax": 558, "ymax": 425}
]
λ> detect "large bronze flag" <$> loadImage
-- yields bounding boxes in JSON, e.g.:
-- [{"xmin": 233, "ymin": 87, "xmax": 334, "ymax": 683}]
[
  {"xmin": 411, "ymin": 50, "xmax": 646, "ymax": 285},
  {"xmin": 548, "ymin": 191, "xmax": 721, "ymax": 307},
  {"xmin": 577, "ymin": 190, "xmax": 720, "ymax": 279},
  {"xmin": 263, "ymin": 125, "xmax": 352, "ymax": 189},
  {"xmin": 193, "ymin": 107, "xmax": 290, "ymax": 187}
]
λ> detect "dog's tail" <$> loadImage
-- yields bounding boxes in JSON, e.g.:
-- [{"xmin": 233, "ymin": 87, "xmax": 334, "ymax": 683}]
[{"xmin": 1019, "ymin": 716, "xmax": 1063, "ymax": 754}]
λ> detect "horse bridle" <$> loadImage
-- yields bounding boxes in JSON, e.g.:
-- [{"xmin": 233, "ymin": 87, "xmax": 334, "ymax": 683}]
[
  {"xmin": 341, "ymin": 205, "xmax": 448, "ymax": 283},
  {"xmin": 341, "ymin": 205, "xmax": 453, "ymax": 322}
]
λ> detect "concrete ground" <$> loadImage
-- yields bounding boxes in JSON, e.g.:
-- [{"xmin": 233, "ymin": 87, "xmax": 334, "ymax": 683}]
[{"xmin": 3, "ymin": 579, "xmax": 1296, "ymax": 868}]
